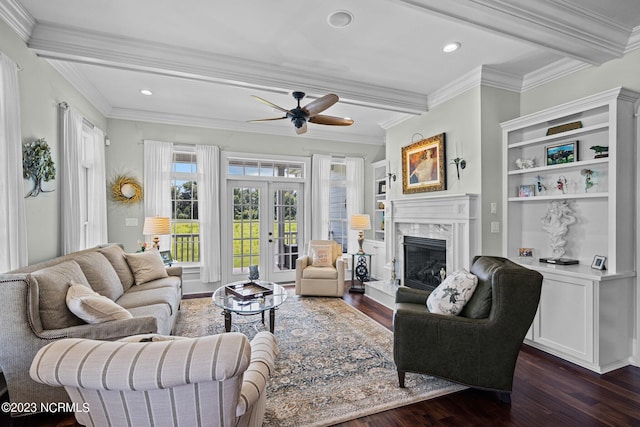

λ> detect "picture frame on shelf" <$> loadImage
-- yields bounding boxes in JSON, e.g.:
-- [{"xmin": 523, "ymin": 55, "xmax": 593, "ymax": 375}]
[
  {"xmin": 518, "ymin": 184, "xmax": 536, "ymax": 197},
  {"xmin": 402, "ymin": 133, "xmax": 446, "ymax": 194},
  {"xmin": 518, "ymin": 248, "xmax": 533, "ymax": 257},
  {"xmin": 546, "ymin": 141, "xmax": 578, "ymax": 166},
  {"xmin": 378, "ymin": 181, "xmax": 386, "ymax": 194},
  {"xmin": 591, "ymin": 255, "xmax": 606, "ymax": 270},
  {"xmin": 159, "ymin": 250, "xmax": 173, "ymax": 266}
]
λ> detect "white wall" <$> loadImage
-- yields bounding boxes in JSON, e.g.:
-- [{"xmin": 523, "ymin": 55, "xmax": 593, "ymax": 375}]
[
  {"xmin": 0, "ymin": 19, "xmax": 107, "ymax": 264},
  {"xmin": 104, "ymin": 118, "xmax": 384, "ymax": 261}
]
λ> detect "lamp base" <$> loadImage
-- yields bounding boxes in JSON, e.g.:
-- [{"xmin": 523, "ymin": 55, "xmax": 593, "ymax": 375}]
[
  {"xmin": 357, "ymin": 231, "xmax": 365, "ymax": 254},
  {"xmin": 153, "ymin": 236, "xmax": 160, "ymax": 250}
]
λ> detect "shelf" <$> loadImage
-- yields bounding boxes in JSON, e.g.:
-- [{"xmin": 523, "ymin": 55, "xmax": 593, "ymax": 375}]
[
  {"xmin": 508, "ymin": 157, "xmax": 608, "ymax": 175},
  {"xmin": 508, "ymin": 192, "xmax": 607, "ymax": 202},
  {"xmin": 507, "ymin": 123, "xmax": 608, "ymax": 149}
]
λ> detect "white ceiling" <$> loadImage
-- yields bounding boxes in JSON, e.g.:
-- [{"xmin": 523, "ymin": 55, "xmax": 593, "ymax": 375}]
[{"xmin": 3, "ymin": 0, "xmax": 640, "ymax": 144}]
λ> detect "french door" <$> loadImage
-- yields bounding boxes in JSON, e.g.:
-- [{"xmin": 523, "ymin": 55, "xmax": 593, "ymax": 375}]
[{"xmin": 227, "ymin": 180, "xmax": 303, "ymax": 283}]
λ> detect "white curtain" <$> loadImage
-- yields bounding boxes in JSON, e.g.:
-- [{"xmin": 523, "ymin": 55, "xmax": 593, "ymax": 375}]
[
  {"xmin": 60, "ymin": 105, "xmax": 84, "ymax": 254},
  {"xmin": 0, "ymin": 53, "xmax": 28, "ymax": 270},
  {"xmin": 143, "ymin": 140, "xmax": 173, "ymax": 249},
  {"xmin": 311, "ymin": 154, "xmax": 332, "ymax": 241},
  {"xmin": 345, "ymin": 157, "xmax": 364, "ymax": 254},
  {"xmin": 196, "ymin": 144, "xmax": 221, "ymax": 283},
  {"xmin": 86, "ymin": 126, "xmax": 107, "ymax": 247}
]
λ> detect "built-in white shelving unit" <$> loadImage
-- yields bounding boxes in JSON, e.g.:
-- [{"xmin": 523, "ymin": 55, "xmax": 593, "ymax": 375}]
[
  {"xmin": 501, "ymin": 87, "xmax": 639, "ymax": 373},
  {"xmin": 372, "ymin": 160, "xmax": 387, "ymax": 242}
]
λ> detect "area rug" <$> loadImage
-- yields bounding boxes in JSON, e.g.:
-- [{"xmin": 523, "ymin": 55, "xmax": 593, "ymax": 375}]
[{"xmin": 174, "ymin": 293, "xmax": 465, "ymax": 427}]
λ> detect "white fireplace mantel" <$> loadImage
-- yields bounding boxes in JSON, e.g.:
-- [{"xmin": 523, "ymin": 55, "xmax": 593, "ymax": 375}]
[{"xmin": 386, "ymin": 193, "xmax": 480, "ymax": 281}]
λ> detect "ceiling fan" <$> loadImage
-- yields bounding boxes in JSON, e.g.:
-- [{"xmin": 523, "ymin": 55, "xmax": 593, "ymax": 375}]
[{"xmin": 248, "ymin": 91, "xmax": 354, "ymax": 135}]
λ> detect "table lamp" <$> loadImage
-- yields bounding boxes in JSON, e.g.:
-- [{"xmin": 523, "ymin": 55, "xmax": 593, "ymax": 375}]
[
  {"xmin": 350, "ymin": 214, "xmax": 371, "ymax": 254},
  {"xmin": 143, "ymin": 216, "xmax": 171, "ymax": 250}
]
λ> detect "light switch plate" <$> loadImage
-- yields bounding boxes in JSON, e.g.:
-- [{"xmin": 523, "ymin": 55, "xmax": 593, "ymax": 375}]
[{"xmin": 491, "ymin": 221, "xmax": 500, "ymax": 233}]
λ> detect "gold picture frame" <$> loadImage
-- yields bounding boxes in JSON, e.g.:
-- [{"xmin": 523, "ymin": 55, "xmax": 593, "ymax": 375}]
[{"xmin": 402, "ymin": 133, "xmax": 446, "ymax": 194}]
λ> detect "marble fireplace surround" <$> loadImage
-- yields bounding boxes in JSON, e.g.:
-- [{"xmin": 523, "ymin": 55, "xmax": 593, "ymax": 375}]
[{"xmin": 387, "ymin": 193, "xmax": 480, "ymax": 283}]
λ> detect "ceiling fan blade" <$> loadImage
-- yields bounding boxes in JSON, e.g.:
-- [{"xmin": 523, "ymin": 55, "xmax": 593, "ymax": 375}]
[
  {"xmin": 303, "ymin": 94, "xmax": 339, "ymax": 117},
  {"xmin": 247, "ymin": 116, "xmax": 287, "ymax": 122},
  {"xmin": 251, "ymin": 95, "xmax": 291, "ymax": 114},
  {"xmin": 309, "ymin": 115, "xmax": 354, "ymax": 126},
  {"xmin": 295, "ymin": 122, "xmax": 308, "ymax": 135}
]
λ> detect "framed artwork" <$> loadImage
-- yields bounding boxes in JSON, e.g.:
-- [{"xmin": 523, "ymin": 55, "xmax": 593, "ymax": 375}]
[
  {"xmin": 402, "ymin": 133, "xmax": 446, "ymax": 194},
  {"xmin": 591, "ymin": 255, "xmax": 606, "ymax": 270},
  {"xmin": 518, "ymin": 184, "xmax": 536, "ymax": 197},
  {"xmin": 378, "ymin": 181, "xmax": 386, "ymax": 194},
  {"xmin": 546, "ymin": 141, "xmax": 578, "ymax": 166}
]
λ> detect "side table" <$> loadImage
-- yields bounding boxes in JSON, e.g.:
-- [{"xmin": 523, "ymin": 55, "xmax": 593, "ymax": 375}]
[{"xmin": 349, "ymin": 253, "xmax": 372, "ymax": 293}]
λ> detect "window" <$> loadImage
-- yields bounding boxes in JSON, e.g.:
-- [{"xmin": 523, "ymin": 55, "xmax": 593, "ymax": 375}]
[
  {"xmin": 228, "ymin": 159, "xmax": 303, "ymax": 178},
  {"xmin": 171, "ymin": 150, "xmax": 199, "ymax": 263},
  {"xmin": 329, "ymin": 162, "xmax": 347, "ymax": 252}
]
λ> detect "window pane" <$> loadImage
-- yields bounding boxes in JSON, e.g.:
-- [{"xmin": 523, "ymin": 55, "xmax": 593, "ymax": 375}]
[
  {"xmin": 329, "ymin": 162, "xmax": 347, "ymax": 252},
  {"xmin": 171, "ymin": 151, "xmax": 199, "ymax": 262}
]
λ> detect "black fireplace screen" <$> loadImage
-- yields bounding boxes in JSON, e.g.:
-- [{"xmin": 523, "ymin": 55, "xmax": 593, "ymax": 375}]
[{"xmin": 403, "ymin": 236, "xmax": 446, "ymax": 291}]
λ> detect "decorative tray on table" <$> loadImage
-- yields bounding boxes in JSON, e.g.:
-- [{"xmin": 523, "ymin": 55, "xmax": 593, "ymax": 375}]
[{"xmin": 225, "ymin": 282, "xmax": 273, "ymax": 300}]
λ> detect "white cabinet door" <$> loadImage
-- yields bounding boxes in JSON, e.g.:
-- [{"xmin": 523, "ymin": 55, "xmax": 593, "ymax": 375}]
[
  {"xmin": 532, "ymin": 273, "xmax": 594, "ymax": 364},
  {"xmin": 362, "ymin": 239, "xmax": 384, "ymax": 280}
]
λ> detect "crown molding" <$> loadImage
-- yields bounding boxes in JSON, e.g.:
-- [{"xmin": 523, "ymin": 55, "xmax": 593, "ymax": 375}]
[
  {"xmin": 27, "ymin": 23, "xmax": 428, "ymax": 115},
  {"xmin": 378, "ymin": 113, "xmax": 414, "ymax": 130},
  {"xmin": 0, "ymin": 0, "xmax": 35, "ymax": 42},
  {"xmin": 47, "ymin": 59, "xmax": 112, "ymax": 116},
  {"xmin": 395, "ymin": 0, "xmax": 629, "ymax": 65},
  {"xmin": 626, "ymin": 26, "xmax": 640, "ymax": 53},
  {"xmin": 109, "ymin": 107, "xmax": 385, "ymax": 145},
  {"xmin": 521, "ymin": 58, "xmax": 591, "ymax": 92}
]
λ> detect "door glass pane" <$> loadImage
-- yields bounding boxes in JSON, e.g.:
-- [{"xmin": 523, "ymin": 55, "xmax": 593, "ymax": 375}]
[
  {"xmin": 233, "ymin": 187, "xmax": 260, "ymax": 274},
  {"xmin": 272, "ymin": 188, "xmax": 298, "ymax": 272}
]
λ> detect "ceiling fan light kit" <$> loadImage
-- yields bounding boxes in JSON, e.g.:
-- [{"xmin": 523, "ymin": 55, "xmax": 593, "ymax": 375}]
[{"xmin": 249, "ymin": 91, "xmax": 354, "ymax": 135}]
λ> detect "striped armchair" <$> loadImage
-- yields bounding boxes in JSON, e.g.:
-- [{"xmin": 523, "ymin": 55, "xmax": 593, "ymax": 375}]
[{"xmin": 29, "ymin": 332, "xmax": 278, "ymax": 427}]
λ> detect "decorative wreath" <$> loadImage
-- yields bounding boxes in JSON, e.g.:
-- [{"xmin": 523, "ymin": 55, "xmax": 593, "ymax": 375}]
[{"xmin": 110, "ymin": 174, "xmax": 143, "ymax": 204}]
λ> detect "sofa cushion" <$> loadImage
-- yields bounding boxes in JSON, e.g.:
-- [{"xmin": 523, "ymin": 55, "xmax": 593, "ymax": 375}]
[
  {"xmin": 116, "ymin": 287, "xmax": 178, "ymax": 315},
  {"xmin": 309, "ymin": 244, "xmax": 333, "ymax": 267},
  {"xmin": 463, "ymin": 256, "xmax": 501, "ymax": 319},
  {"xmin": 66, "ymin": 282, "xmax": 133, "ymax": 324},
  {"xmin": 302, "ymin": 265, "xmax": 338, "ymax": 280},
  {"xmin": 73, "ymin": 252, "xmax": 124, "ymax": 301},
  {"xmin": 29, "ymin": 260, "xmax": 92, "ymax": 330},
  {"xmin": 126, "ymin": 303, "xmax": 173, "ymax": 335},
  {"xmin": 124, "ymin": 275, "xmax": 182, "ymax": 294},
  {"xmin": 124, "ymin": 249, "xmax": 169, "ymax": 286},
  {"xmin": 98, "ymin": 244, "xmax": 135, "ymax": 291},
  {"xmin": 426, "ymin": 269, "xmax": 478, "ymax": 316}
]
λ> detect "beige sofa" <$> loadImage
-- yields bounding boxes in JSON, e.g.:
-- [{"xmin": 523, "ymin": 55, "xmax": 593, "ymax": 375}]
[{"xmin": 0, "ymin": 244, "xmax": 182, "ymax": 416}]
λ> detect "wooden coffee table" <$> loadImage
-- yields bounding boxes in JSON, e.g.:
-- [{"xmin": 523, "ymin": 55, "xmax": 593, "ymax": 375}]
[{"xmin": 212, "ymin": 281, "xmax": 288, "ymax": 333}]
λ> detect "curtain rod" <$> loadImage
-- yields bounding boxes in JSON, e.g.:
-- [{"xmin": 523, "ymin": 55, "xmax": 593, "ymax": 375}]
[{"xmin": 58, "ymin": 101, "xmax": 95, "ymax": 129}]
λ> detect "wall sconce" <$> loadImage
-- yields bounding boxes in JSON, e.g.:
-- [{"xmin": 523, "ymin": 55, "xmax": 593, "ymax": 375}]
[{"xmin": 450, "ymin": 140, "xmax": 466, "ymax": 180}]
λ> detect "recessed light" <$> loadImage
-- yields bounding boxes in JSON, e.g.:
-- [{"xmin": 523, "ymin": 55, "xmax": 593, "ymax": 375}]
[
  {"xmin": 327, "ymin": 10, "xmax": 354, "ymax": 28},
  {"xmin": 140, "ymin": 89, "xmax": 153, "ymax": 96},
  {"xmin": 442, "ymin": 42, "xmax": 461, "ymax": 53}
]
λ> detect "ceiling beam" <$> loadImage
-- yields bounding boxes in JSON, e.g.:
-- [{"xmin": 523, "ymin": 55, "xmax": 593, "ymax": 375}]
[
  {"xmin": 27, "ymin": 23, "xmax": 428, "ymax": 115},
  {"xmin": 395, "ymin": 0, "xmax": 632, "ymax": 65}
]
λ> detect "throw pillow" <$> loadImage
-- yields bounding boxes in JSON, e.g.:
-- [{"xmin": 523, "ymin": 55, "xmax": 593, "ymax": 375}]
[
  {"xmin": 29, "ymin": 260, "xmax": 91, "ymax": 330},
  {"xmin": 426, "ymin": 269, "xmax": 478, "ymax": 316},
  {"xmin": 309, "ymin": 244, "xmax": 333, "ymax": 267},
  {"xmin": 66, "ymin": 282, "xmax": 133, "ymax": 324},
  {"xmin": 124, "ymin": 249, "xmax": 169, "ymax": 286},
  {"xmin": 74, "ymin": 251, "xmax": 124, "ymax": 300},
  {"xmin": 98, "ymin": 244, "xmax": 135, "ymax": 291}
]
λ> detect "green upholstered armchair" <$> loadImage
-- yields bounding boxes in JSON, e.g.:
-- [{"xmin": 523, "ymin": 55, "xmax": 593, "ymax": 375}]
[{"xmin": 393, "ymin": 256, "xmax": 543, "ymax": 401}]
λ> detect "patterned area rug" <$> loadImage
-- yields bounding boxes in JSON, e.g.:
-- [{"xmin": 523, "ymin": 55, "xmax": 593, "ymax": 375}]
[{"xmin": 174, "ymin": 292, "xmax": 464, "ymax": 427}]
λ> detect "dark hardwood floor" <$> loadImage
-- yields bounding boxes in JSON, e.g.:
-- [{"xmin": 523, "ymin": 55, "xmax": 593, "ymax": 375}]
[{"xmin": 3, "ymin": 285, "xmax": 639, "ymax": 426}]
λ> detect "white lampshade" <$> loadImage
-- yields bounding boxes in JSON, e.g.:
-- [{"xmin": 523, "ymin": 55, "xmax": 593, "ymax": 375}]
[
  {"xmin": 143, "ymin": 216, "xmax": 171, "ymax": 236},
  {"xmin": 350, "ymin": 214, "xmax": 371, "ymax": 231}
]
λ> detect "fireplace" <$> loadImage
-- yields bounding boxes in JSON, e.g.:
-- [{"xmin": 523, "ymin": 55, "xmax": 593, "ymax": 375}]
[{"xmin": 403, "ymin": 236, "xmax": 446, "ymax": 291}]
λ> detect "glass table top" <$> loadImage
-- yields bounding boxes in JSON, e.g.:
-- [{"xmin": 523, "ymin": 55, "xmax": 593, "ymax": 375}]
[{"xmin": 212, "ymin": 280, "xmax": 288, "ymax": 315}]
